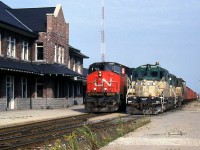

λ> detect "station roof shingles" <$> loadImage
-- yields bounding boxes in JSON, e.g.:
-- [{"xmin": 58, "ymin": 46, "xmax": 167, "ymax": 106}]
[
  {"xmin": 0, "ymin": 1, "xmax": 35, "ymax": 35},
  {"xmin": 0, "ymin": 1, "xmax": 56, "ymax": 34},
  {"xmin": 69, "ymin": 45, "xmax": 89, "ymax": 59},
  {"xmin": 0, "ymin": 57, "xmax": 83, "ymax": 77},
  {"xmin": 33, "ymin": 63, "xmax": 83, "ymax": 77},
  {"xmin": 9, "ymin": 7, "xmax": 55, "ymax": 33},
  {"xmin": 0, "ymin": 57, "xmax": 40, "ymax": 74}
]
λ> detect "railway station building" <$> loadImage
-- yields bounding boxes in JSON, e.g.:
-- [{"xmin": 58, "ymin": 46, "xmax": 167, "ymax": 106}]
[{"xmin": 0, "ymin": 2, "xmax": 89, "ymax": 111}]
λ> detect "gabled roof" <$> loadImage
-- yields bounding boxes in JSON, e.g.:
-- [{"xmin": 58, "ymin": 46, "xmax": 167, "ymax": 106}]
[
  {"xmin": 0, "ymin": 1, "xmax": 56, "ymax": 35},
  {"xmin": 0, "ymin": 1, "xmax": 36, "ymax": 36},
  {"xmin": 69, "ymin": 45, "xmax": 89, "ymax": 59},
  {"xmin": 9, "ymin": 7, "xmax": 55, "ymax": 33}
]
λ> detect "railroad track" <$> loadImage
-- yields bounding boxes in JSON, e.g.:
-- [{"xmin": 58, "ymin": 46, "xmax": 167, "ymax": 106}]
[
  {"xmin": 0, "ymin": 113, "xmax": 104, "ymax": 150},
  {"xmin": 0, "ymin": 113, "xmax": 141, "ymax": 150}
]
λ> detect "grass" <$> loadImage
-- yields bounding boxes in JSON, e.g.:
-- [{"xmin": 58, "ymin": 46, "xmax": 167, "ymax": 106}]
[{"xmin": 47, "ymin": 116, "xmax": 150, "ymax": 150}]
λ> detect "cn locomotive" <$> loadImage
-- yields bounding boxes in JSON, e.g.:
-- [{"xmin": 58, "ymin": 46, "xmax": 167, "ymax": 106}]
[
  {"xmin": 126, "ymin": 62, "xmax": 197, "ymax": 114},
  {"xmin": 85, "ymin": 62, "xmax": 131, "ymax": 112}
]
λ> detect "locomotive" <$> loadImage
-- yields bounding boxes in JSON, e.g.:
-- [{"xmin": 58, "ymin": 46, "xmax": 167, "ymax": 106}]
[
  {"xmin": 126, "ymin": 62, "xmax": 197, "ymax": 114},
  {"xmin": 85, "ymin": 62, "xmax": 131, "ymax": 112}
]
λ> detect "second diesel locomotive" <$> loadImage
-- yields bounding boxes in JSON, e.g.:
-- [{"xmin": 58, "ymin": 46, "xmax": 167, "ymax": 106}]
[
  {"xmin": 126, "ymin": 62, "xmax": 188, "ymax": 114},
  {"xmin": 85, "ymin": 62, "xmax": 131, "ymax": 112}
]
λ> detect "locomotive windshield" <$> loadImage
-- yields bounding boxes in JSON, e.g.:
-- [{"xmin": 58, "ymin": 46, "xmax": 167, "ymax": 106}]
[
  {"xmin": 132, "ymin": 64, "xmax": 168, "ymax": 81},
  {"xmin": 88, "ymin": 62, "xmax": 121, "ymax": 74}
]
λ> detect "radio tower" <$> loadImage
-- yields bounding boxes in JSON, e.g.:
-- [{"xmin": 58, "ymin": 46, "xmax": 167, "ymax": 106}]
[{"xmin": 101, "ymin": 0, "xmax": 105, "ymax": 62}]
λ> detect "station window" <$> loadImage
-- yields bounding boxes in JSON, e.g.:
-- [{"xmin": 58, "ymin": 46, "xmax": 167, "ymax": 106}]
[
  {"xmin": 7, "ymin": 36, "xmax": 16, "ymax": 57},
  {"xmin": 55, "ymin": 80, "xmax": 65, "ymax": 98},
  {"xmin": 21, "ymin": 77, "xmax": 27, "ymax": 98},
  {"xmin": 73, "ymin": 59, "xmax": 76, "ymax": 71},
  {"xmin": 77, "ymin": 61, "xmax": 81, "ymax": 74},
  {"xmin": 58, "ymin": 46, "xmax": 61, "ymax": 63},
  {"xmin": 36, "ymin": 43, "xmax": 43, "ymax": 61},
  {"xmin": 77, "ymin": 83, "xmax": 81, "ymax": 95},
  {"xmin": 36, "ymin": 78, "xmax": 43, "ymax": 98},
  {"xmin": 21, "ymin": 41, "xmax": 29, "ymax": 60},
  {"xmin": 68, "ymin": 56, "xmax": 71, "ymax": 68}
]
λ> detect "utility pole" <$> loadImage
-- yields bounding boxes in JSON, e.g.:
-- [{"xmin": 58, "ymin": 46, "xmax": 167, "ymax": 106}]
[{"xmin": 101, "ymin": 0, "xmax": 105, "ymax": 62}]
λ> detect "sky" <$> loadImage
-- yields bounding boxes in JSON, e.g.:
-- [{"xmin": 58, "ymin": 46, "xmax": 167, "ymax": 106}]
[{"xmin": 2, "ymin": 0, "xmax": 200, "ymax": 93}]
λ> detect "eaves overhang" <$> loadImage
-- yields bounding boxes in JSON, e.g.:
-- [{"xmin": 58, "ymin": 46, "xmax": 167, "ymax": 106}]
[{"xmin": 0, "ymin": 21, "xmax": 38, "ymax": 38}]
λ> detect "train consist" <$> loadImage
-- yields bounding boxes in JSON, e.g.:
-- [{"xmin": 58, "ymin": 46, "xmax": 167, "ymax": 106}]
[
  {"xmin": 85, "ymin": 62, "xmax": 197, "ymax": 114},
  {"xmin": 126, "ymin": 62, "xmax": 197, "ymax": 114}
]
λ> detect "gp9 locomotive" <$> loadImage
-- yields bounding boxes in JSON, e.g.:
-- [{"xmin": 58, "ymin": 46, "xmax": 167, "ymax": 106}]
[
  {"xmin": 126, "ymin": 62, "xmax": 187, "ymax": 114},
  {"xmin": 85, "ymin": 62, "xmax": 131, "ymax": 112}
]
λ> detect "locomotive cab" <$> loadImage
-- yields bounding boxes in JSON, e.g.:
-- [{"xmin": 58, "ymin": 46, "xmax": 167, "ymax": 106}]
[
  {"xmin": 85, "ymin": 62, "xmax": 130, "ymax": 112},
  {"xmin": 126, "ymin": 63, "xmax": 171, "ymax": 114}
]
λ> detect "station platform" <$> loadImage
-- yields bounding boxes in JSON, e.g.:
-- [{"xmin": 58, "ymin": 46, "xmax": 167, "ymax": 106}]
[{"xmin": 0, "ymin": 105, "xmax": 86, "ymax": 128}]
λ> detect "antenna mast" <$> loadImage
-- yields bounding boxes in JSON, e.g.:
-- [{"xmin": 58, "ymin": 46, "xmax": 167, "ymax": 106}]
[{"xmin": 101, "ymin": 0, "xmax": 105, "ymax": 62}]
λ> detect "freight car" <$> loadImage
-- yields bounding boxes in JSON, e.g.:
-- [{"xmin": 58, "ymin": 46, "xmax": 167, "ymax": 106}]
[
  {"xmin": 184, "ymin": 86, "xmax": 197, "ymax": 102},
  {"xmin": 126, "ymin": 62, "xmax": 196, "ymax": 114},
  {"xmin": 85, "ymin": 62, "xmax": 131, "ymax": 112}
]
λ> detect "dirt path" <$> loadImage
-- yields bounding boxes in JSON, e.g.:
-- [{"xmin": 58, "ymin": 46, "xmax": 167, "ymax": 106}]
[{"xmin": 101, "ymin": 101, "xmax": 200, "ymax": 150}]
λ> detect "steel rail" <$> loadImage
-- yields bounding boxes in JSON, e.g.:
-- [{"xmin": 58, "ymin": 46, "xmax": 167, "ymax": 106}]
[{"xmin": 0, "ymin": 113, "xmax": 113, "ymax": 150}]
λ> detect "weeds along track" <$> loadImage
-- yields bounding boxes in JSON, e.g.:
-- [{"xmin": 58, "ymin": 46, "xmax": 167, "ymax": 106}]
[
  {"xmin": 0, "ymin": 113, "xmax": 107, "ymax": 150},
  {"xmin": 0, "ymin": 113, "xmax": 144, "ymax": 150}
]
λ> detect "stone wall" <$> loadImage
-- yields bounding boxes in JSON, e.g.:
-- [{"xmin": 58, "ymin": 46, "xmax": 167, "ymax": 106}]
[
  {"xmin": 0, "ymin": 98, "xmax": 7, "ymax": 111},
  {"xmin": 15, "ymin": 98, "xmax": 30, "ymax": 110},
  {"xmin": 0, "ymin": 97, "xmax": 83, "ymax": 111},
  {"xmin": 30, "ymin": 97, "xmax": 83, "ymax": 109}
]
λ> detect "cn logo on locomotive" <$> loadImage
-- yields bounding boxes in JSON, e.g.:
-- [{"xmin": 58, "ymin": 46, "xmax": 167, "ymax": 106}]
[{"xmin": 94, "ymin": 78, "xmax": 112, "ymax": 87}]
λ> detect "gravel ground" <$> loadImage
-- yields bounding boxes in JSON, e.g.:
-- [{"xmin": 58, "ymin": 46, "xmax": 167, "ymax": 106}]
[{"xmin": 100, "ymin": 101, "xmax": 200, "ymax": 150}]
